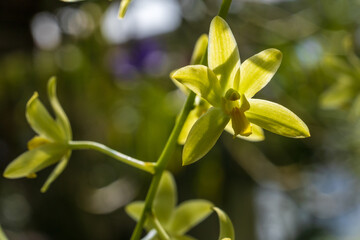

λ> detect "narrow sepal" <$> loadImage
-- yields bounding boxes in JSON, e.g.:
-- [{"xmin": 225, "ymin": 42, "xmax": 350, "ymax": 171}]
[
  {"xmin": 239, "ymin": 49, "xmax": 282, "ymax": 98},
  {"xmin": 183, "ymin": 107, "xmax": 230, "ymax": 165},
  {"xmin": 208, "ymin": 16, "xmax": 240, "ymax": 93},
  {"xmin": 26, "ymin": 92, "xmax": 65, "ymax": 141},
  {"xmin": 213, "ymin": 207, "xmax": 235, "ymax": 240},
  {"xmin": 3, "ymin": 143, "xmax": 67, "ymax": 179},
  {"xmin": 246, "ymin": 99, "xmax": 310, "ymax": 138},
  {"xmin": 41, "ymin": 150, "xmax": 71, "ymax": 193},
  {"xmin": 48, "ymin": 77, "xmax": 72, "ymax": 140},
  {"xmin": 178, "ymin": 100, "xmax": 210, "ymax": 145},
  {"xmin": 172, "ymin": 65, "xmax": 222, "ymax": 107},
  {"xmin": 190, "ymin": 34, "xmax": 209, "ymax": 65},
  {"xmin": 167, "ymin": 200, "xmax": 213, "ymax": 235},
  {"xmin": 125, "ymin": 201, "xmax": 145, "ymax": 222},
  {"xmin": 178, "ymin": 109, "xmax": 200, "ymax": 145},
  {"xmin": 27, "ymin": 136, "xmax": 51, "ymax": 150}
]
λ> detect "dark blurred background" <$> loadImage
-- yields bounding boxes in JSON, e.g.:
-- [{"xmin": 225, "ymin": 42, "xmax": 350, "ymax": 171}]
[{"xmin": 1, "ymin": 0, "xmax": 360, "ymax": 239}]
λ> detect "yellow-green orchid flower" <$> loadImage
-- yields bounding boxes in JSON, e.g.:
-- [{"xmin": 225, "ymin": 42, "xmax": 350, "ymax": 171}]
[
  {"xmin": 172, "ymin": 16, "xmax": 310, "ymax": 165},
  {"xmin": 174, "ymin": 34, "xmax": 265, "ymax": 145},
  {"xmin": 126, "ymin": 171, "xmax": 234, "ymax": 240},
  {"xmin": 3, "ymin": 77, "xmax": 72, "ymax": 192}
]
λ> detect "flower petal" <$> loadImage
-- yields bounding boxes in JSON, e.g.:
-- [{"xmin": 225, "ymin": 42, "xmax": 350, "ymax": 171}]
[
  {"xmin": 167, "ymin": 200, "xmax": 213, "ymax": 235},
  {"xmin": 125, "ymin": 201, "xmax": 145, "ymax": 222},
  {"xmin": 239, "ymin": 48, "xmax": 282, "ymax": 98},
  {"xmin": 213, "ymin": 207, "xmax": 235, "ymax": 240},
  {"xmin": 171, "ymin": 34, "xmax": 209, "ymax": 95},
  {"xmin": 41, "ymin": 150, "xmax": 71, "ymax": 193},
  {"xmin": 171, "ymin": 65, "xmax": 222, "ymax": 107},
  {"xmin": 3, "ymin": 143, "xmax": 67, "ymax": 179},
  {"xmin": 208, "ymin": 16, "xmax": 241, "ymax": 93},
  {"xmin": 183, "ymin": 107, "xmax": 230, "ymax": 165},
  {"xmin": 178, "ymin": 109, "xmax": 200, "ymax": 145},
  {"xmin": 153, "ymin": 171, "xmax": 177, "ymax": 224},
  {"xmin": 48, "ymin": 77, "xmax": 72, "ymax": 140},
  {"xmin": 225, "ymin": 122, "xmax": 265, "ymax": 142},
  {"xmin": 125, "ymin": 201, "xmax": 155, "ymax": 232},
  {"xmin": 26, "ymin": 92, "xmax": 65, "ymax": 141},
  {"xmin": 190, "ymin": 34, "xmax": 208, "ymax": 65},
  {"xmin": 246, "ymin": 99, "xmax": 310, "ymax": 138},
  {"xmin": 27, "ymin": 136, "xmax": 51, "ymax": 150},
  {"xmin": 178, "ymin": 100, "xmax": 210, "ymax": 145}
]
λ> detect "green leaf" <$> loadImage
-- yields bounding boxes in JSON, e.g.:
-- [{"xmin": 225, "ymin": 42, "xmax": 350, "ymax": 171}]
[
  {"xmin": 26, "ymin": 92, "xmax": 66, "ymax": 141},
  {"xmin": 153, "ymin": 171, "xmax": 177, "ymax": 224},
  {"xmin": 167, "ymin": 200, "xmax": 213, "ymax": 235},
  {"xmin": 3, "ymin": 143, "xmax": 67, "ymax": 179},
  {"xmin": 213, "ymin": 207, "xmax": 235, "ymax": 240},
  {"xmin": 246, "ymin": 99, "xmax": 310, "ymax": 138},
  {"xmin": 172, "ymin": 65, "xmax": 222, "ymax": 107},
  {"xmin": 225, "ymin": 122, "xmax": 265, "ymax": 142},
  {"xmin": 191, "ymin": 34, "xmax": 208, "ymax": 65},
  {"xmin": 183, "ymin": 107, "xmax": 230, "ymax": 165},
  {"xmin": 319, "ymin": 75, "xmax": 355, "ymax": 110},
  {"xmin": 118, "ymin": 0, "xmax": 132, "ymax": 19},
  {"xmin": 239, "ymin": 48, "xmax": 282, "ymax": 98},
  {"xmin": 48, "ymin": 77, "xmax": 72, "ymax": 140},
  {"xmin": 208, "ymin": 16, "xmax": 240, "ymax": 93},
  {"xmin": 41, "ymin": 150, "xmax": 71, "ymax": 193}
]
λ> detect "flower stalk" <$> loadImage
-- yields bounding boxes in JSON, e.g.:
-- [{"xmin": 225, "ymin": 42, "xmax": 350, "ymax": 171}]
[{"xmin": 68, "ymin": 141, "xmax": 156, "ymax": 174}]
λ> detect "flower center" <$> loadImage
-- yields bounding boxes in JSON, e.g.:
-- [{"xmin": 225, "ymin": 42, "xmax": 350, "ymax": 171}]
[{"xmin": 223, "ymin": 88, "xmax": 252, "ymax": 137}]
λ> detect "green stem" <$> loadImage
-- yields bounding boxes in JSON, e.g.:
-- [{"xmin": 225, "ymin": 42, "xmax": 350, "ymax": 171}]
[
  {"xmin": 130, "ymin": 91, "xmax": 196, "ymax": 240},
  {"xmin": 68, "ymin": 141, "xmax": 156, "ymax": 174},
  {"xmin": 218, "ymin": 0, "xmax": 232, "ymax": 19}
]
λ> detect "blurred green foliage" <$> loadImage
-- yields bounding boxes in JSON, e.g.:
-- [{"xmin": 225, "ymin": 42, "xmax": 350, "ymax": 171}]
[{"xmin": 2, "ymin": 0, "xmax": 360, "ymax": 239}]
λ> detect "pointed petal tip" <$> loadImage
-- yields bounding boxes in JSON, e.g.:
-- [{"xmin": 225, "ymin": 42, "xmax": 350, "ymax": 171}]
[
  {"xmin": 299, "ymin": 130, "xmax": 311, "ymax": 138},
  {"xmin": 182, "ymin": 157, "xmax": 195, "ymax": 166},
  {"xmin": 47, "ymin": 76, "xmax": 57, "ymax": 94},
  {"xmin": 3, "ymin": 169, "xmax": 21, "ymax": 179},
  {"xmin": 49, "ymin": 76, "xmax": 57, "ymax": 83},
  {"xmin": 3, "ymin": 171, "xmax": 11, "ymax": 179},
  {"xmin": 212, "ymin": 15, "xmax": 225, "ymax": 24},
  {"xmin": 268, "ymin": 48, "xmax": 283, "ymax": 60},
  {"xmin": 27, "ymin": 92, "xmax": 39, "ymax": 107}
]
